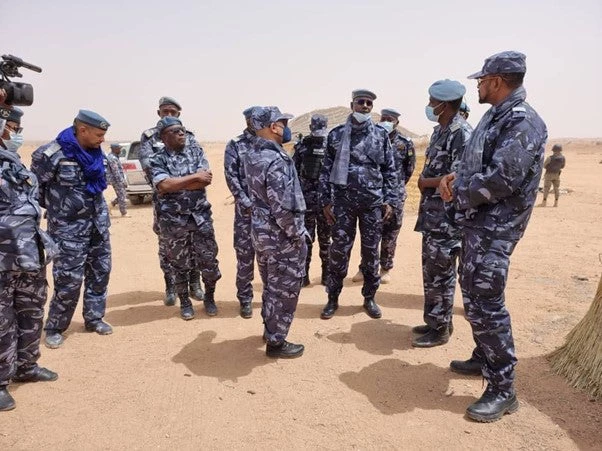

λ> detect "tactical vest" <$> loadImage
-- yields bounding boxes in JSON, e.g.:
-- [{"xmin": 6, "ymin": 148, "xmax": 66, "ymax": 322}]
[
  {"xmin": 546, "ymin": 155, "xmax": 564, "ymax": 173},
  {"xmin": 300, "ymin": 136, "xmax": 326, "ymax": 180}
]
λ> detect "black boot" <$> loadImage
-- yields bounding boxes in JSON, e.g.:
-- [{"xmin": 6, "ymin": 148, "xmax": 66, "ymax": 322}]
[
  {"xmin": 363, "ymin": 297, "xmax": 382, "ymax": 319},
  {"xmin": 450, "ymin": 357, "xmax": 483, "ymax": 375},
  {"xmin": 240, "ymin": 301, "xmax": 252, "ymax": 319},
  {"xmin": 0, "ymin": 387, "xmax": 15, "ymax": 411},
  {"xmin": 164, "ymin": 276, "xmax": 176, "ymax": 306},
  {"xmin": 189, "ymin": 270, "xmax": 205, "ymax": 301},
  {"xmin": 266, "ymin": 341, "xmax": 305, "ymax": 359},
  {"xmin": 466, "ymin": 385, "xmax": 519, "ymax": 422},
  {"xmin": 412, "ymin": 320, "xmax": 454, "ymax": 336},
  {"xmin": 321, "ymin": 294, "xmax": 339, "ymax": 319},
  {"xmin": 412, "ymin": 326, "xmax": 450, "ymax": 348},
  {"xmin": 203, "ymin": 285, "xmax": 218, "ymax": 316},
  {"xmin": 179, "ymin": 294, "xmax": 195, "ymax": 320}
]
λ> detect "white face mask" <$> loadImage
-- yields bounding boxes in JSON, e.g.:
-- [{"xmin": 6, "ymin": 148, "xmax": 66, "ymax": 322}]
[
  {"xmin": 352, "ymin": 112, "xmax": 372, "ymax": 123},
  {"xmin": 5, "ymin": 131, "xmax": 24, "ymax": 152},
  {"xmin": 378, "ymin": 121, "xmax": 395, "ymax": 134}
]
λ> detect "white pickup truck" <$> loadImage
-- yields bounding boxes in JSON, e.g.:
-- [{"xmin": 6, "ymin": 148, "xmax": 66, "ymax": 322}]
[{"xmin": 115, "ymin": 141, "xmax": 153, "ymax": 205}]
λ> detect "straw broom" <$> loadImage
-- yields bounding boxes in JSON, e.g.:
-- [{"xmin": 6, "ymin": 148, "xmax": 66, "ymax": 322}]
[{"xmin": 548, "ymin": 273, "xmax": 602, "ymax": 400}]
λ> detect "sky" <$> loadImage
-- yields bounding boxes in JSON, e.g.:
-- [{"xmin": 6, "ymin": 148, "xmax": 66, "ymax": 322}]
[{"xmin": 1, "ymin": 0, "xmax": 601, "ymax": 142}]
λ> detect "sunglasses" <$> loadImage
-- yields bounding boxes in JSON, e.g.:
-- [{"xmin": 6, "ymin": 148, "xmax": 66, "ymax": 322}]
[
  {"xmin": 165, "ymin": 126, "xmax": 186, "ymax": 135},
  {"xmin": 354, "ymin": 98, "xmax": 373, "ymax": 107},
  {"xmin": 5, "ymin": 124, "xmax": 23, "ymax": 134},
  {"xmin": 477, "ymin": 76, "xmax": 499, "ymax": 87}
]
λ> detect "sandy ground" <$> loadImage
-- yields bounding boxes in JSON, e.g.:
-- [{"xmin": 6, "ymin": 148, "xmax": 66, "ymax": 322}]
[{"xmin": 0, "ymin": 139, "xmax": 600, "ymax": 450}]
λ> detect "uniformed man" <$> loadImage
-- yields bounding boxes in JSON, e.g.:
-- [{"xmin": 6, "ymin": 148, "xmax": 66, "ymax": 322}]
[
  {"xmin": 540, "ymin": 144, "xmax": 566, "ymax": 207},
  {"xmin": 459, "ymin": 101, "xmax": 471, "ymax": 120},
  {"xmin": 319, "ymin": 89, "xmax": 398, "ymax": 320},
  {"xmin": 0, "ymin": 106, "xmax": 25, "ymax": 152},
  {"xmin": 351, "ymin": 108, "xmax": 416, "ymax": 284},
  {"xmin": 224, "ymin": 106, "xmax": 258, "ymax": 318},
  {"xmin": 0, "ymin": 107, "xmax": 59, "ymax": 411},
  {"xmin": 244, "ymin": 106, "xmax": 307, "ymax": 358},
  {"xmin": 292, "ymin": 114, "xmax": 331, "ymax": 287},
  {"xmin": 440, "ymin": 51, "xmax": 547, "ymax": 422},
  {"xmin": 412, "ymin": 80, "xmax": 473, "ymax": 348},
  {"xmin": 106, "ymin": 143, "xmax": 129, "ymax": 217},
  {"xmin": 139, "ymin": 97, "xmax": 204, "ymax": 306},
  {"xmin": 150, "ymin": 116, "xmax": 221, "ymax": 320},
  {"xmin": 32, "ymin": 110, "xmax": 114, "ymax": 349}
]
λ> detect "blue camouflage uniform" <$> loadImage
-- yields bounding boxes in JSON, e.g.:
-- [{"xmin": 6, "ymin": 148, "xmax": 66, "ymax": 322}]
[
  {"xmin": 0, "ymin": 146, "xmax": 57, "ymax": 386},
  {"xmin": 105, "ymin": 148, "xmax": 128, "ymax": 215},
  {"xmin": 415, "ymin": 111, "xmax": 472, "ymax": 331},
  {"xmin": 224, "ymin": 124, "xmax": 257, "ymax": 307},
  {"xmin": 31, "ymin": 119, "xmax": 112, "ymax": 335},
  {"xmin": 292, "ymin": 114, "xmax": 331, "ymax": 284},
  {"xmin": 244, "ymin": 107, "xmax": 307, "ymax": 345},
  {"xmin": 319, "ymin": 104, "xmax": 398, "ymax": 303}
]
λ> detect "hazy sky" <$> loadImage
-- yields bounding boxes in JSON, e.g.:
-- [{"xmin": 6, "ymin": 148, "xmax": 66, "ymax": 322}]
[{"xmin": 2, "ymin": 0, "xmax": 601, "ymax": 142}]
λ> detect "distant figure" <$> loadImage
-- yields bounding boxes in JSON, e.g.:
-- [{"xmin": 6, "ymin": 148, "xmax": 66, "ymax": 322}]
[
  {"xmin": 293, "ymin": 114, "xmax": 331, "ymax": 287},
  {"xmin": 459, "ymin": 100, "xmax": 471, "ymax": 120},
  {"xmin": 106, "ymin": 143, "xmax": 129, "ymax": 217},
  {"xmin": 540, "ymin": 144, "xmax": 566, "ymax": 207},
  {"xmin": 244, "ymin": 106, "xmax": 307, "ymax": 359},
  {"xmin": 224, "ymin": 106, "xmax": 258, "ymax": 318}
]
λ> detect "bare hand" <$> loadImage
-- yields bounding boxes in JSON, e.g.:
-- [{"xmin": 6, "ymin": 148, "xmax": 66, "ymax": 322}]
[
  {"xmin": 417, "ymin": 176, "xmax": 425, "ymax": 193},
  {"xmin": 382, "ymin": 204, "xmax": 393, "ymax": 221},
  {"xmin": 439, "ymin": 172, "xmax": 456, "ymax": 202},
  {"xmin": 196, "ymin": 169, "xmax": 213, "ymax": 185},
  {"xmin": 323, "ymin": 204, "xmax": 335, "ymax": 226}
]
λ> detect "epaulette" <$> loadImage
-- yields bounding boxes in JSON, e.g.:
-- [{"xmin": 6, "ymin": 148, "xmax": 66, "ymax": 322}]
[
  {"xmin": 512, "ymin": 106, "xmax": 527, "ymax": 118},
  {"xmin": 450, "ymin": 122, "xmax": 461, "ymax": 133},
  {"xmin": 143, "ymin": 128, "xmax": 156, "ymax": 139},
  {"xmin": 43, "ymin": 142, "xmax": 61, "ymax": 157},
  {"xmin": 232, "ymin": 134, "xmax": 244, "ymax": 143}
]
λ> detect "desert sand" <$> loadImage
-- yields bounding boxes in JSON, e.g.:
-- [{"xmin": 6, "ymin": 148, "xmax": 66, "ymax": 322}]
[{"xmin": 0, "ymin": 138, "xmax": 600, "ymax": 450}]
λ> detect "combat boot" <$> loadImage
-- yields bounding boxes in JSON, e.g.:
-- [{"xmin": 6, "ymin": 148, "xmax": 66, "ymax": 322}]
[
  {"xmin": 85, "ymin": 320, "xmax": 113, "ymax": 335},
  {"xmin": 13, "ymin": 366, "xmax": 58, "ymax": 383},
  {"xmin": 0, "ymin": 387, "xmax": 15, "ymax": 411},
  {"xmin": 203, "ymin": 285, "xmax": 218, "ymax": 316},
  {"xmin": 266, "ymin": 341, "xmax": 304, "ymax": 359},
  {"xmin": 179, "ymin": 295, "xmax": 195, "ymax": 320},
  {"xmin": 450, "ymin": 357, "xmax": 482, "ymax": 375},
  {"xmin": 363, "ymin": 297, "xmax": 382, "ymax": 319},
  {"xmin": 412, "ymin": 320, "xmax": 454, "ymax": 336},
  {"xmin": 189, "ymin": 270, "xmax": 205, "ymax": 301},
  {"xmin": 321, "ymin": 293, "xmax": 339, "ymax": 319},
  {"xmin": 164, "ymin": 276, "xmax": 176, "ymax": 306},
  {"xmin": 466, "ymin": 385, "xmax": 519, "ymax": 422},
  {"xmin": 412, "ymin": 326, "xmax": 450, "ymax": 347},
  {"xmin": 44, "ymin": 331, "xmax": 64, "ymax": 349},
  {"xmin": 240, "ymin": 301, "xmax": 253, "ymax": 319}
]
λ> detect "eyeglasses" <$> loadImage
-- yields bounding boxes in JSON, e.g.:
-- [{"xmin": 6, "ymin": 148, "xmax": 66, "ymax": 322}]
[
  {"xmin": 165, "ymin": 126, "xmax": 186, "ymax": 135},
  {"xmin": 354, "ymin": 99, "xmax": 373, "ymax": 107},
  {"xmin": 477, "ymin": 76, "xmax": 498, "ymax": 87},
  {"xmin": 5, "ymin": 124, "xmax": 23, "ymax": 134}
]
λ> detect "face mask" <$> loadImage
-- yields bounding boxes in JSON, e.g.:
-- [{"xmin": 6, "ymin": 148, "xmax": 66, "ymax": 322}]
[
  {"xmin": 425, "ymin": 103, "xmax": 444, "ymax": 122},
  {"xmin": 5, "ymin": 131, "xmax": 24, "ymax": 152},
  {"xmin": 281, "ymin": 126, "xmax": 292, "ymax": 144},
  {"xmin": 378, "ymin": 121, "xmax": 395, "ymax": 134},
  {"xmin": 352, "ymin": 112, "xmax": 371, "ymax": 123}
]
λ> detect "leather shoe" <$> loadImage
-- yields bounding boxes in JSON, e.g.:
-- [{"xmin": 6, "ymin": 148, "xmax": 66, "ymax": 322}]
[
  {"xmin": 45, "ymin": 331, "xmax": 64, "ymax": 349},
  {"xmin": 0, "ymin": 388, "xmax": 15, "ymax": 411},
  {"xmin": 412, "ymin": 321, "xmax": 454, "ymax": 336},
  {"xmin": 13, "ymin": 366, "xmax": 58, "ymax": 383},
  {"xmin": 450, "ymin": 357, "xmax": 482, "ymax": 375},
  {"xmin": 180, "ymin": 305, "xmax": 195, "ymax": 320},
  {"xmin": 466, "ymin": 385, "xmax": 519, "ymax": 422},
  {"xmin": 240, "ymin": 302, "xmax": 253, "ymax": 319},
  {"xmin": 412, "ymin": 327, "xmax": 450, "ymax": 347},
  {"xmin": 266, "ymin": 341, "xmax": 304, "ymax": 359},
  {"xmin": 85, "ymin": 320, "xmax": 113, "ymax": 335},
  {"xmin": 204, "ymin": 300, "xmax": 218, "ymax": 316},
  {"xmin": 320, "ymin": 298, "xmax": 338, "ymax": 320},
  {"xmin": 363, "ymin": 298, "xmax": 382, "ymax": 319},
  {"xmin": 190, "ymin": 283, "xmax": 205, "ymax": 301},
  {"xmin": 164, "ymin": 289, "xmax": 176, "ymax": 306}
]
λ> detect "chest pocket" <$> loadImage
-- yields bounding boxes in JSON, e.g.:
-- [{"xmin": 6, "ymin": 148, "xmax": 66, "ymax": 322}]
[{"xmin": 57, "ymin": 162, "xmax": 82, "ymax": 186}]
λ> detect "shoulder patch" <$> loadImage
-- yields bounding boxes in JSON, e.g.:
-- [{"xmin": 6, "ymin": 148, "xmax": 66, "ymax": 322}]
[
  {"xmin": 450, "ymin": 122, "xmax": 461, "ymax": 132},
  {"xmin": 43, "ymin": 142, "xmax": 61, "ymax": 157},
  {"xmin": 143, "ymin": 128, "xmax": 156, "ymax": 138}
]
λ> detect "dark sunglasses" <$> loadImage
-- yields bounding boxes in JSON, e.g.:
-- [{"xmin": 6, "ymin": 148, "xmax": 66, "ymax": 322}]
[
  {"xmin": 354, "ymin": 99, "xmax": 373, "ymax": 107},
  {"xmin": 165, "ymin": 126, "xmax": 186, "ymax": 135},
  {"xmin": 5, "ymin": 124, "xmax": 23, "ymax": 134}
]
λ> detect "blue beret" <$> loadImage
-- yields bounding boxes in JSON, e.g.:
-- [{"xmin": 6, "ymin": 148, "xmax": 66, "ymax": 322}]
[
  {"xmin": 251, "ymin": 106, "xmax": 293, "ymax": 131},
  {"xmin": 110, "ymin": 143, "xmax": 121, "ymax": 149},
  {"xmin": 76, "ymin": 109, "xmax": 110, "ymax": 130},
  {"xmin": 468, "ymin": 51, "xmax": 527, "ymax": 79},
  {"xmin": 380, "ymin": 108, "xmax": 400, "ymax": 119},
  {"xmin": 460, "ymin": 101, "xmax": 470, "ymax": 113},
  {"xmin": 157, "ymin": 116, "xmax": 183, "ymax": 135},
  {"xmin": 243, "ymin": 106, "xmax": 259, "ymax": 120},
  {"xmin": 7, "ymin": 106, "xmax": 23, "ymax": 124},
  {"xmin": 158, "ymin": 96, "xmax": 182, "ymax": 110},
  {"xmin": 352, "ymin": 89, "xmax": 377, "ymax": 101},
  {"xmin": 428, "ymin": 79, "xmax": 466, "ymax": 102},
  {"xmin": 310, "ymin": 114, "xmax": 328, "ymax": 131}
]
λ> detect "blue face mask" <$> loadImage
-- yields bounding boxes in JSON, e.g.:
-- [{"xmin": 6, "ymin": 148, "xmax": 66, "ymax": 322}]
[
  {"xmin": 281, "ymin": 126, "xmax": 292, "ymax": 144},
  {"xmin": 4, "ymin": 131, "xmax": 24, "ymax": 152},
  {"xmin": 425, "ymin": 103, "xmax": 444, "ymax": 122}
]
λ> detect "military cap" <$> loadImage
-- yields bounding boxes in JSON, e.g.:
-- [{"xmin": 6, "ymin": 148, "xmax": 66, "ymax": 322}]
[
  {"xmin": 158, "ymin": 96, "xmax": 182, "ymax": 110},
  {"xmin": 243, "ymin": 106, "xmax": 259, "ymax": 119},
  {"xmin": 460, "ymin": 101, "xmax": 470, "ymax": 113},
  {"xmin": 380, "ymin": 108, "xmax": 401, "ymax": 119},
  {"xmin": 309, "ymin": 114, "xmax": 328, "ymax": 131},
  {"xmin": 468, "ymin": 51, "xmax": 527, "ymax": 79},
  {"xmin": 7, "ymin": 106, "xmax": 23, "ymax": 124},
  {"xmin": 428, "ymin": 79, "xmax": 466, "ymax": 102},
  {"xmin": 250, "ymin": 106, "xmax": 293, "ymax": 131},
  {"xmin": 552, "ymin": 144, "xmax": 562, "ymax": 152},
  {"xmin": 156, "ymin": 116, "xmax": 183, "ymax": 135},
  {"xmin": 110, "ymin": 143, "xmax": 121, "ymax": 149},
  {"xmin": 76, "ymin": 109, "xmax": 110, "ymax": 130},
  {"xmin": 352, "ymin": 89, "xmax": 377, "ymax": 101}
]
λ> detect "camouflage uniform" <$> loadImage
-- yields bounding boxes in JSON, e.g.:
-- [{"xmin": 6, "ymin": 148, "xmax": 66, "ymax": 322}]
[
  {"xmin": 150, "ymin": 138, "xmax": 221, "ymax": 299},
  {"xmin": 244, "ymin": 136, "xmax": 307, "ymax": 344},
  {"xmin": 0, "ymin": 148, "xmax": 57, "ymax": 386},
  {"xmin": 453, "ymin": 86, "xmax": 547, "ymax": 392},
  {"xmin": 380, "ymin": 131, "xmax": 415, "ymax": 270},
  {"xmin": 105, "ymin": 152, "xmax": 127, "ymax": 215},
  {"xmin": 31, "ymin": 139, "xmax": 112, "ymax": 334},
  {"xmin": 415, "ymin": 113, "xmax": 472, "ymax": 330},
  {"xmin": 292, "ymin": 131, "xmax": 331, "ymax": 283},
  {"xmin": 224, "ymin": 129, "xmax": 256, "ymax": 306},
  {"xmin": 542, "ymin": 148, "xmax": 565, "ymax": 204},
  {"xmin": 319, "ymin": 118, "xmax": 398, "ymax": 300}
]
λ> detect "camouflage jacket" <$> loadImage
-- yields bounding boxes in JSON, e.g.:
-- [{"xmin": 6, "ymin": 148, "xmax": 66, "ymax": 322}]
[
  {"xmin": 292, "ymin": 134, "xmax": 327, "ymax": 212},
  {"xmin": 389, "ymin": 130, "xmax": 416, "ymax": 206},
  {"xmin": 244, "ymin": 136, "xmax": 307, "ymax": 253},
  {"xmin": 224, "ymin": 129, "xmax": 256, "ymax": 210},
  {"xmin": 105, "ymin": 152, "xmax": 126, "ymax": 187},
  {"xmin": 31, "ymin": 141, "xmax": 111, "ymax": 238},
  {"xmin": 140, "ymin": 126, "xmax": 195, "ymax": 183},
  {"xmin": 453, "ymin": 87, "xmax": 548, "ymax": 240}
]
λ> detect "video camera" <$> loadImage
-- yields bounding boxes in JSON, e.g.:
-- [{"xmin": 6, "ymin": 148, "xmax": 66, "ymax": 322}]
[{"xmin": 0, "ymin": 54, "xmax": 42, "ymax": 106}]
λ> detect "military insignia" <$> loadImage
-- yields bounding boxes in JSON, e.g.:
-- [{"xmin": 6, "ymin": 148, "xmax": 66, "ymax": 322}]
[
  {"xmin": 450, "ymin": 122, "xmax": 461, "ymax": 132},
  {"xmin": 512, "ymin": 107, "xmax": 526, "ymax": 112},
  {"xmin": 99, "ymin": 121, "xmax": 109, "ymax": 130},
  {"xmin": 144, "ymin": 128, "xmax": 155, "ymax": 138},
  {"xmin": 43, "ymin": 142, "xmax": 61, "ymax": 157},
  {"xmin": 0, "ymin": 108, "xmax": 9, "ymax": 119}
]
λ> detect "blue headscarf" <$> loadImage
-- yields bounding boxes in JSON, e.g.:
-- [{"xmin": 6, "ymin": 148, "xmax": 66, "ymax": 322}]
[{"xmin": 56, "ymin": 126, "xmax": 107, "ymax": 195}]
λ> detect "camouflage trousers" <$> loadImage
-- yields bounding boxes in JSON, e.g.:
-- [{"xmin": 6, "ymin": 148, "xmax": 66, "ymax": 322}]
[
  {"xmin": 328, "ymin": 204, "xmax": 382, "ymax": 299},
  {"xmin": 380, "ymin": 203, "xmax": 404, "ymax": 271},
  {"xmin": 233, "ymin": 203, "xmax": 255, "ymax": 304},
  {"xmin": 0, "ymin": 270, "xmax": 47, "ymax": 386},
  {"xmin": 421, "ymin": 231, "xmax": 462, "ymax": 330},
  {"xmin": 110, "ymin": 183, "xmax": 127, "ymax": 215},
  {"xmin": 304, "ymin": 208, "xmax": 331, "ymax": 277},
  {"xmin": 460, "ymin": 231, "xmax": 518, "ymax": 393},
  {"xmin": 257, "ymin": 240, "xmax": 307, "ymax": 345},
  {"xmin": 45, "ymin": 228, "xmax": 111, "ymax": 333},
  {"xmin": 163, "ymin": 217, "xmax": 221, "ymax": 295}
]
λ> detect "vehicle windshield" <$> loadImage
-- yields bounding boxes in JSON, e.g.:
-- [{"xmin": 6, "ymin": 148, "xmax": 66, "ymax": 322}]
[{"xmin": 128, "ymin": 142, "xmax": 141, "ymax": 160}]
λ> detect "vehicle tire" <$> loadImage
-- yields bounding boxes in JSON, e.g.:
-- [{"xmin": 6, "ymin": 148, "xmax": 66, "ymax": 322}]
[{"xmin": 129, "ymin": 195, "xmax": 143, "ymax": 205}]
